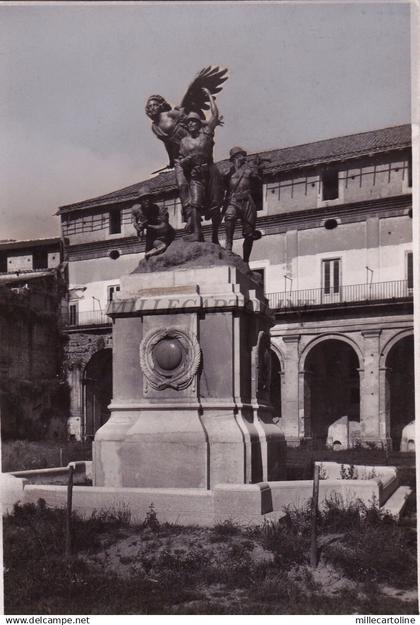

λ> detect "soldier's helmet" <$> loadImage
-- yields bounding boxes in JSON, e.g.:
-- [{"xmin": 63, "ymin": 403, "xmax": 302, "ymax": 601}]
[
  {"xmin": 229, "ymin": 146, "xmax": 247, "ymax": 160},
  {"xmin": 186, "ymin": 111, "xmax": 203, "ymax": 123}
]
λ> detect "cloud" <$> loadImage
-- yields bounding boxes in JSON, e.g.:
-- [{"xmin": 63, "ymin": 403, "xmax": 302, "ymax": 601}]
[{"xmin": 0, "ymin": 121, "xmax": 150, "ymax": 240}]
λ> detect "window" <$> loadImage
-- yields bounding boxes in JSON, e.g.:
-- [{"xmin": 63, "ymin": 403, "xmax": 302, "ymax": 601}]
[
  {"xmin": 408, "ymin": 157, "xmax": 412, "ymax": 188},
  {"xmin": 69, "ymin": 303, "xmax": 78, "ymax": 326},
  {"xmin": 252, "ymin": 268, "xmax": 265, "ymax": 292},
  {"xmin": 108, "ymin": 285, "xmax": 120, "ymax": 302},
  {"xmin": 321, "ymin": 167, "xmax": 339, "ymax": 201},
  {"xmin": 0, "ymin": 253, "xmax": 6, "ymax": 273},
  {"xmin": 406, "ymin": 252, "xmax": 413, "ymax": 289},
  {"xmin": 322, "ymin": 258, "xmax": 341, "ymax": 294},
  {"xmin": 109, "ymin": 209, "xmax": 122, "ymax": 234},
  {"xmin": 33, "ymin": 249, "xmax": 48, "ymax": 270}
]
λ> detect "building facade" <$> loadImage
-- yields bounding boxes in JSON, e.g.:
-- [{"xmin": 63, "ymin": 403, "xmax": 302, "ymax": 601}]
[
  {"xmin": 58, "ymin": 125, "xmax": 414, "ymax": 448},
  {"xmin": 0, "ymin": 237, "xmax": 67, "ymax": 439}
]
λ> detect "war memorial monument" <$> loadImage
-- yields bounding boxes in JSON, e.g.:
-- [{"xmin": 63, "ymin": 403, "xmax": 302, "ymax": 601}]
[{"xmin": 1, "ymin": 67, "xmax": 408, "ymax": 526}]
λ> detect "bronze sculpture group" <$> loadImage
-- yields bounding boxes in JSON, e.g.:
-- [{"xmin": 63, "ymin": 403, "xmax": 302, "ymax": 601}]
[{"xmin": 133, "ymin": 66, "xmax": 265, "ymax": 263}]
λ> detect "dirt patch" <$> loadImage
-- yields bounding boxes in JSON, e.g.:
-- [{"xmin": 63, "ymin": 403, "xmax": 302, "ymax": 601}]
[{"xmin": 85, "ymin": 526, "xmax": 274, "ymax": 578}]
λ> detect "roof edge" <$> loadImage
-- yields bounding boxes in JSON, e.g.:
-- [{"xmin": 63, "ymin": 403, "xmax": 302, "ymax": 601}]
[{"xmin": 57, "ymin": 124, "xmax": 412, "ymax": 214}]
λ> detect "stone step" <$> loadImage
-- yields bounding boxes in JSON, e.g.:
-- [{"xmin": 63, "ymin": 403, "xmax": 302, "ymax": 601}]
[{"xmin": 381, "ymin": 485, "xmax": 412, "ymax": 519}]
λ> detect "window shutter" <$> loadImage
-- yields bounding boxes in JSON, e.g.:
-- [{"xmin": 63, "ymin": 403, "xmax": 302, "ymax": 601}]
[
  {"xmin": 407, "ymin": 252, "xmax": 413, "ymax": 289},
  {"xmin": 324, "ymin": 261, "xmax": 330, "ymax": 294},
  {"xmin": 333, "ymin": 259, "xmax": 340, "ymax": 293}
]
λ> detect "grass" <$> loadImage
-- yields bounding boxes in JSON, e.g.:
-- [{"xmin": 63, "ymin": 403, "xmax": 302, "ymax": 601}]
[
  {"xmin": 1, "ymin": 439, "xmax": 92, "ymax": 472},
  {"xmin": 3, "ymin": 498, "xmax": 418, "ymax": 615}
]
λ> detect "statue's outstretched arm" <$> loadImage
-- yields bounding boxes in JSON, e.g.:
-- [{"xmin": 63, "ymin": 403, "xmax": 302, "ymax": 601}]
[{"xmin": 204, "ymin": 89, "xmax": 220, "ymax": 132}]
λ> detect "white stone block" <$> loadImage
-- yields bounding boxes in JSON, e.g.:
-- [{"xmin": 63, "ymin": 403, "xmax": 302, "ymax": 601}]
[{"xmin": 400, "ymin": 420, "xmax": 415, "ymax": 452}]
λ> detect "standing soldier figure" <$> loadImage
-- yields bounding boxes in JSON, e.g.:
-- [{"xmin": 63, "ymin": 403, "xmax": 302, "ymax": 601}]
[
  {"xmin": 177, "ymin": 89, "xmax": 224, "ymax": 243},
  {"xmin": 223, "ymin": 147, "xmax": 263, "ymax": 263},
  {"xmin": 144, "ymin": 66, "xmax": 228, "ymax": 242}
]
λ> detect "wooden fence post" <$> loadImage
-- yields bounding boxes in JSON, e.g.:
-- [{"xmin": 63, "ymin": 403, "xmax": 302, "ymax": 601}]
[
  {"xmin": 65, "ymin": 465, "xmax": 74, "ymax": 558},
  {"xmin": 310, "ymin": 463, "xmax": 320, "ymax": 568}
]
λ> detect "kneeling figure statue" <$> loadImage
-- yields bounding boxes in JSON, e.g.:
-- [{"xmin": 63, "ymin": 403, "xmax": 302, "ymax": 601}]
[{"xmin": 131, "ymin": 186, "xmax": 175, "ymax": 259}]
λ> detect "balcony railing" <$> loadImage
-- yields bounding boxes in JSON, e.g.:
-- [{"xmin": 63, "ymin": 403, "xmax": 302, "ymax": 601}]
[
  {"xmin": 267, "ymin": 280, "xmax": 412, "ymax": 311},
  {"xmin": 63, "ymin": 309, "xmax": 112, "ymax": 327},
  {"xmin": 62, "ymin": 280, "xmax": 412, "ymax": 325}
]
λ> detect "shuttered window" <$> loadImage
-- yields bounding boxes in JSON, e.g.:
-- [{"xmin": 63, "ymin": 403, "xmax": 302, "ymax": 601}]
[
  {"xmin": 108, "ymin": 285, "xmax": 120, "ymax": 301},
  {"xmin": 69, "ymin": 304, "xmax": 78, "ymax": 326},
  {"xmin": 407, "ymin": 252, "xmax": 413, "ymax": 289},
  {"xmin": 322, "ymin": 258, "xmax": 341, "ymax": 294},
  {"xmin": 321, "ymin": 167, "xmax": 339, "ymax": 200},
  {"xmin": 109, "ymin": 209, "xmax": 122, "ymax": 234}
]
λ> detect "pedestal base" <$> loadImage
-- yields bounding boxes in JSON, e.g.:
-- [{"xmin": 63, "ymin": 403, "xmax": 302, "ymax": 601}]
[{"xmin": 94, "ymin": 254, "xmax": 286, "ymax": 489}]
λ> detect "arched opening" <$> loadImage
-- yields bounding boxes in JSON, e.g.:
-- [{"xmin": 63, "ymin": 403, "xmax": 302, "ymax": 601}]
[
  {"xmin": 270, "ymin": 350, "xmax": 282, "ymax": 421},
  {"xmin": 386, "ymin": 335, "xmax": 414, "ymax": 450},
  {"xmin": 304, "ymin": 339, "xmax": 360, "ymax": 447},
  {"xmin": 83, "ymin": 348, "xmax": 112, "ymax": 439}
]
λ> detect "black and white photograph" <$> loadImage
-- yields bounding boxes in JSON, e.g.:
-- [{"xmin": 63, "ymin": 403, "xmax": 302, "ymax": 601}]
[{"xmin": 0, "ymin": 0, "xmax": 418, "ymax": 617}]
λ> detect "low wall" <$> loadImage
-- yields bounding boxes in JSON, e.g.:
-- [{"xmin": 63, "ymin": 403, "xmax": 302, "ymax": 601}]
[
  {"xmin": 1, "ymin": 462, "xmax": 401, "ymax": 526},
  {"xmin": 268, "ymin": 479, "xmax": 380, "ymax": 512},
  {"xmin": 22, "ymin": 484, "xmax": 215, "ymax": 526},
  {"xmin": 1, "ymin": 473, "xmax": 27, "ymax": 514},
  {"xmin": 315, "ymin": 462, "xmax": 399, "ymax": 506},
  {"xmin": 11, "ymin": 461, "xmax": 92, "ymax": 485}
]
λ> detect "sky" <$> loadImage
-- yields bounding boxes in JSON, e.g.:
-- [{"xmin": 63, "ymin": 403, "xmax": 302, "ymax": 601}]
[{"xmin": 0, "ymin": 1, "xmax": 412, "ymax": 241}]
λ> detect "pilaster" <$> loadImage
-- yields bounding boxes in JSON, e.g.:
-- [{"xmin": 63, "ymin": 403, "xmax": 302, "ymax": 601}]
[
  {"xmin": 360, "ymin": 329, "xmax": 384, "ymax": 444},
  {"xmin": 281, "ymin": 334, "xmax": 301, "ymax": 445}
]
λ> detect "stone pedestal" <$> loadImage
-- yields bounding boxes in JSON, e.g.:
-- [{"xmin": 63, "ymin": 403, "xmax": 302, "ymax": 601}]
[{"xmin": 93, "ymin": 257, "xmax": 284, "ymax": 489}]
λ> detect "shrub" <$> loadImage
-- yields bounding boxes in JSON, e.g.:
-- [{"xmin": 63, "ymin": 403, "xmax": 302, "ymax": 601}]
[
  {"xmin": 324, "ymin": 523, "xmax": 417, "ymax": 588},
  {"xmin": 142, "ymin": 503, "xmax": 160, "ymax": 532},
  {"xmin": 281, "ymin": 503, "xmax": 313, "ymax": 537},
  {"xmin": 251, "ymin": 516, "xmax": 311, "ymax": 570},
  {"xmin": 210, "ymin": 519, "xmax": 241, "ymax": 541},
  {"xmin": 340, "ymin": 464, "xmax": 358, "ymax": 479}
]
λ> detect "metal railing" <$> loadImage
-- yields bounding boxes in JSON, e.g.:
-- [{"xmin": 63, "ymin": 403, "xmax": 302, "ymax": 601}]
[
  {"xmin": 63, "ymin": 309, "xmax": 112, "ymax": 327},
  {"xmin": 267, "ymin": 280, "xmax": 412, "ymax": 311},
  {"xmin": 63, "ymin": 280, "xmax": 412, "ymax": 325}
]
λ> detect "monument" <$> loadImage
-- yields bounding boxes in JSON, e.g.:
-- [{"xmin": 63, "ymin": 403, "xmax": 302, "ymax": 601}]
[
  {"xmin": 1, "ymin": 68, "xmax": 410, "ymax": 529},
  {"xmin": 93, "ymin": 66, "xmax": 285, "ymax": 491},
  {"xmin": 93, "ymin": 241, "xmax": 285, "ymax": 488},
  {"xmin": 145, "ymin": 66, "xmax": 227, "ymax": 245},
  {"xmin": 223, "ymin": 146, "xmax": 264, "ymax": 262},
  {"xmin": 131, "ymin": 185, "xmax": 175, "ymax": 259}
]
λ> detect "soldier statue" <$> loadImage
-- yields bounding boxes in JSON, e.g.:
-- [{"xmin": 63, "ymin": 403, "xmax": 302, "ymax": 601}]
[
  {"xmin": 223, "ymin": 147, "xmax": 264, "ymax": 263},
  {"xmin": 131, "ymin": 186, "xmax": 175, "ymax": 259},
  {"xmin": 177, "ymin": 90, "xmax": 224, "ymax": 242},
  {"xmin": 145, "ymin": 67, "xmax": 228, "ymax": 244}
]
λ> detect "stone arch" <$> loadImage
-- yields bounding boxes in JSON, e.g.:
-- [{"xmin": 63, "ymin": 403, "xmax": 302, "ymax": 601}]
[
  {"xmin": 270, "ymin": 342, "xmax": 286, "ymax": 372},
  {"xmin": 65, "ymin": 332, "xmax": 113, "ymax": 440},
  {"xmin": 300, "ymin": 335, "xmax": 361, "ymax": 448},
  {"xmin": 379, "ymin": 329, "xmax": 414, "ymax": 368},
  {"xmin": 299, "ymin": 333, "xmax": 363, "ymax": 372},
  {"xmin": 83, "ymin": 347, "xmax": 113, "ymax": 438},
  {"xmin": 269, "ymin": 345, "xmax": 283, "ymax": 422},
  {"xmin": 381, "ymin": 331, "xmax": 414, "ymax": 449}
]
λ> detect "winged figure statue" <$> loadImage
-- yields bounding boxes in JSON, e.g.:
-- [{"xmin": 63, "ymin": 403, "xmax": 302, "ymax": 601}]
[
  {"xmin": 145, "ymin": 66, "xmax": 228, "ymax": 243},
  {"xmin": 146, "ymin": 66, "xmax": 228, "ymax": 168}
]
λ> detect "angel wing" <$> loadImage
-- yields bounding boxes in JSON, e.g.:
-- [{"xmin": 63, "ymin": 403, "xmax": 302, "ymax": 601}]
[{"xmin": 180, "ymin": 66, "xmax": 228, "ymax": 117}]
